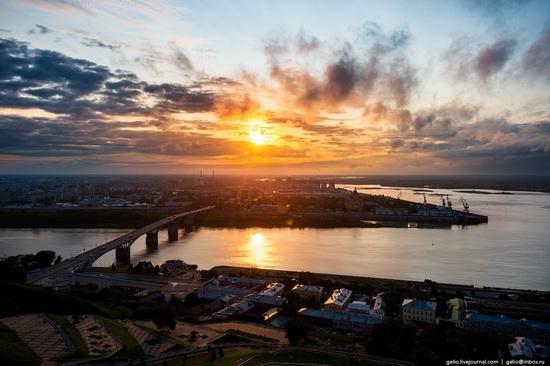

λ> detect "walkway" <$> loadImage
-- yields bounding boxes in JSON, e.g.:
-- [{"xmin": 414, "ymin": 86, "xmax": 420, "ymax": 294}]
[
  {"xmin": 69, "ymin": 314, "xmax": 121, "ymax": 358},
  {"xmin": 1, "ymin": 313, "xmax": 70, "ymax": 366},
  {"xmin": 118, "ymin": 320, "xmax": 175, "ymax": 356}
]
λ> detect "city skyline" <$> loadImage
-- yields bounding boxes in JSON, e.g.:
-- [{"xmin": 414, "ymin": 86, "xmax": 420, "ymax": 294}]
[{"xmin": 1, "ymin": 0, "xmax": 550, "ymax": 175}]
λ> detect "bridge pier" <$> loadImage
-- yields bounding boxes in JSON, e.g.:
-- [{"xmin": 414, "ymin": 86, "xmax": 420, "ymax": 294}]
[
  {"xmin": 116, "ymin": 247, "xmax": 131, "ymax": 263},
  {"xmin": 146, "ymin": 232, "xmax": 158, "ymax": 247},
  {"xmin": 184, "ymin": 216, "xmax": 194, "ymax": 232},
  {"xmin": 168, "ymin": 221, "xmax": 178, "ymax": 241}
]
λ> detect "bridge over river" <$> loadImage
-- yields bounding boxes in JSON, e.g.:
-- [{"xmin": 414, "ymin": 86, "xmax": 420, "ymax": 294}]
[{"xmin": 26, "ymin": 206, "xmax": 215, "ymax": 285}]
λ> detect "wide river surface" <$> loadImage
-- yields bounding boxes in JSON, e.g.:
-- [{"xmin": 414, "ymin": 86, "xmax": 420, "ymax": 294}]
[{"xmin": 1, "ymin": 185, "xmax": 549, "ymax": 291}]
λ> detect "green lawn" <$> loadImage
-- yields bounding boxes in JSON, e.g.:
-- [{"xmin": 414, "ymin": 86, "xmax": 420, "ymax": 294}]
[
  {"xmin": 46, "ymin": 313, "xmax": 89, "ymax": 359},
  {"xmin": 100, "ymin": 317, "xmax": 146, "ymax": 360},
  {"xmin": 0, "ymin": 321, "xmax": 42, "ymax": 366}
]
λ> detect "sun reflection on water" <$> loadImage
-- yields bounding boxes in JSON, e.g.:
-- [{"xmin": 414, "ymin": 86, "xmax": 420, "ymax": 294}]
[{"xmin": 245, "ymin": 232, "xmax": 274, "ymax": 267}]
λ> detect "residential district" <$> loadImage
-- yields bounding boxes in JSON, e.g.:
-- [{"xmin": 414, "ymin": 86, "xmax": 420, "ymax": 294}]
[
  {"xmin": 1, "ymin": 174, "xmax": 549, "ymax": 365},
  {"xmin": 1, "ymin": 258, "xmax": 549, "ymax": 365},
  {"xmin": 0, "ymin": 174, "xmax": 489, "ymax": 228}
]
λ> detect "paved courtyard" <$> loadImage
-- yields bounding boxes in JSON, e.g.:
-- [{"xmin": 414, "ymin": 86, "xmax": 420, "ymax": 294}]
[
  {"xmin": 69, "ymin": 314, "xmax": 121, "ymax": 358},
  {"xmin": 118, "ymin": 319, "xmax": 176, "ymax": 356},
  {"xmin": 1, "ymin": 313, "xmax": 70, "ymax": 365}
]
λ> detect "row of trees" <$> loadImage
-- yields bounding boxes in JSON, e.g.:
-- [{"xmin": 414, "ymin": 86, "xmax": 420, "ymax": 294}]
[{"xmin": 0, "ymin": 250, "xmax": 61, "ymax": 283}]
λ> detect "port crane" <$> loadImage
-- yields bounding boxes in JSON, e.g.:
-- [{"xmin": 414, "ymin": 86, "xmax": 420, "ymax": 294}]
[
  {"xmin": 447, "ymin": 195, "xmax": 453, "ymax": 210},
  {"xmin": 459, "ymin": 196, "xmax": 469, "ymax": 213},
  {"xmin": 440, "ymin": 195, "xmax": 446, "ymax": 207},
  {"xmin": 397, "ymin": 191, "xmax": 402, "ymax": 200}
]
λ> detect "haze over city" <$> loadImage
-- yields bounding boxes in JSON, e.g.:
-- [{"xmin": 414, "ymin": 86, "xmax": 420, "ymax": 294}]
[{"xmin": 1, "ymin": 0, "xmax": 549, "ymax": 175}]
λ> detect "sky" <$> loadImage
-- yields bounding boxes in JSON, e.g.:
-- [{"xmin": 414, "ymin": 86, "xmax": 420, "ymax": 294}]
[{"xmin": 1, "ymin": 0, "xmax": 550, "ymax": 176}]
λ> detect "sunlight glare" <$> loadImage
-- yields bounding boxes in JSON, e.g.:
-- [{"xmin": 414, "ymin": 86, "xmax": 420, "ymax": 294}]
[
  {"xmin": 246, "ymin": 232, "xmax": 273, "ymax": 267},
  {"xmin": 248, "ymin": 125, "xmax": 273, "ymax": 145}
]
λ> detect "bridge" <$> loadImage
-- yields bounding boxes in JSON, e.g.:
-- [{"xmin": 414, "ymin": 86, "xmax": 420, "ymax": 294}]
[{"xmin": 26, "ymin": 206, "xmax": 215, "ymax": 285}]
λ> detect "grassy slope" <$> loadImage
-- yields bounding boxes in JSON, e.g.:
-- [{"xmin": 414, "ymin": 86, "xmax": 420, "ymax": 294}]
[
  {"xmin": 46, "ymin": 313, "xmax": 89, "ymax": 359},
  {"xmin": 0, "ymin": 321, "xmax": 42, "ymax": 366},
  {"xmin": 100, "ymin": 316, "xmax": 145, "ymax": 360}
]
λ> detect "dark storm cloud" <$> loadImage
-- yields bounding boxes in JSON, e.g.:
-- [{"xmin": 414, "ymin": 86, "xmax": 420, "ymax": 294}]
[
  {"xmin": 0, "ymin": 38, "xmax": 112, "ymax": 98},
  {"xmin": 475, "ymin": 38, "xmax": 516, "ymax": 80},
  {"xmin": 0, "ymin": 38, "xmax": 218, "ymax": 117},
  {"xmin": 523, "ymin": 28, "xmax": 550, "ymax": 83},
  {"xmin": 324, "ymin": 44, "xmax": 358, "ymax": 104},
  {"xmin": 262, "ymin": 22, "xmax": 417, "ymax": 112},
  {"xmin": 0, "ymin": 114, "xmax": 248, "ymax": 158},
  {"xmin": 143, "ymin": 83, "xmax": 214, "ymax": 113},
  {"xmin": 81, "ymin": 38, "xmax": 121, "ymax": 51},
  {"xmin": 27, "ymin": 25, "xmax": 53, "ymax": 35}
]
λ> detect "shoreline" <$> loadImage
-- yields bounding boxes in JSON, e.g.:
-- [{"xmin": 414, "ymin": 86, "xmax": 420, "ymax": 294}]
[
  {"xmin": 209, "ymin": 265, "xmax": 549, "ymax": 295},
  {"xmin": 0, "ymin": 207, "xmax": 487, "ymax": 229}
]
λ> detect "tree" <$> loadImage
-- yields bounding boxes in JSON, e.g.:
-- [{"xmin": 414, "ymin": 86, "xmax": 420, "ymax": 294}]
[
  {"xmin": 34, "ymin": 250, "xmax": 56, "ymax": 268},
  {"xmin": 183, "ymin": 292, "xmax": 200, "ymax": 308},
  {"xmin": 381, "ymin": 291, "xmax": 402, "ymax": 317},
  {"xmin": 284, "ymin": 318, "xmax": 310, "ymax": 346},
  {"xmin": 152, "ymin": 304, "xmax": 177, "ymax": 333}
]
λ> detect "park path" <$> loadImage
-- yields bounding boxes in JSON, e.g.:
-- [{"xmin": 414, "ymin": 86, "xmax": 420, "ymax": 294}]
[
  {"xmin": 117, "ymin": 319, "xmax": 175, "ymax": 356},
  {"xmin": 1, "ymin": 313, "xmax": 70, "ymax": 366},
  {"xmin": 68, "ymin": 314, "xmax": 121, "ymax": 358}
]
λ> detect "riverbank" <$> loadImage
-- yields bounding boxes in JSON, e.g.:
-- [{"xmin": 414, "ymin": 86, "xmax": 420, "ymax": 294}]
[
  {"xmin": 0, "ymin": 207, "xmax": 485, "ymax": 229},
  {"xmin": 210, "ymin": 265, "xmax": 548, "ymax": 297}
]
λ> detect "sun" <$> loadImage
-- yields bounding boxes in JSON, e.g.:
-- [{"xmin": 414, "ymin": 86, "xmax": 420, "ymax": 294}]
[{"xmin": 248, "ymin": 125, "xmax": 272, "ymax": 145}]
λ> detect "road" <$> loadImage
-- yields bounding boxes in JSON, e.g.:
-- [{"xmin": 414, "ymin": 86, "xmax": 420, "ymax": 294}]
[{"xmin": 26, "ymin": 206, "xmax": 214, "ymax": 285}]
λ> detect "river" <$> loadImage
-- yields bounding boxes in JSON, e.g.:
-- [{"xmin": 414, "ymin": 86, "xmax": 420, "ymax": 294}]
[{"xmin": 1, "ymin": 185, "xmax": 549, "ymax": 291}]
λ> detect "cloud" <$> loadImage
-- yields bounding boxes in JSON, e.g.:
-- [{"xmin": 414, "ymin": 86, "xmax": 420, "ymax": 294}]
[
  {"xmin": 0, "ymin": 38, "xmax": 217, "ymax": 117},
  {"xmin": 522, "ymin": 28, "xmax": 550, "ymax": 83},
  {"xmin": 81, "ymin": 38, "xmax": 121, "ymax": 51},
  {"xmin": 444, "ymin": 36, "xmax": 517, "ymax": 83},
  {"xmin": 172, "ymin": 49, "xmax": 193, "ymax": 71},
  {"xmin": 296, "ymin": 30, "xmax": 320, "ymax": 53},
  {"xmin": 27, "ymin": 24, "xmax": 53, "ymax": 35},
  {"xmin": 144, "ymin": 83, "xmax": 214, "ymax": 113},
  {"xmin": 475, "ymin": 38, "xmax": 516, "ymax": 81},
  {"xmin": 214, "ymin": 94, "xmax": 263, "ymax": 121},
  {"xmin": 261, "ymin": 22, "xmax": 417, "ymax": 114}
]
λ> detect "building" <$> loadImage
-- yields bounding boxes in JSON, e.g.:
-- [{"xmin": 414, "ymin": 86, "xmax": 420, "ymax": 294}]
[
  {"xmin": 347, "ymin": 301, "xmax": 371, "ymax": 315},
  {"xmin": 214, "ymin": 276, "xmax": 266, "ymax": 291},
  {"xmin": 449, "ymin": 298, "xmax": 465, "ymax": 327},
  {"xmin": 298, "ymin": 308, "xmax": 381, "ymax": 333},
  {"xmin": 248, "ymin": 293, "xmax": 287, "ymax": 313},
  {"xmin": 258, "ymin": 283, "xmax": 285, "ymax": 297},
  {"xmin": 402, "ymin": 299, "xmax": 437, "ymax": 323},
  {"xmin": 372, "ymin": 293, "xmax": 386, "ymax": 318},
  {"xmin": 464, "ymin": 314, "xmax": 550, "ymax": 345},
  {"xmin": 345, "ymin": 188, "xmax": 363, "ymax": 211},
  {"xmin": 324, "ymin": 288, "xmax": 352, "ymax": 312},
  {"xmin": 109, "ymin": 285, "xmax": 148, "ymax": 298},
  {"xmin": 197, "ymin": 283, "xmax": 252, "ymax": 302},
  {"xmin": 213, "ymin": 299, "xmax": 255, "ymax": 320},
  {"xmin": 509, "ymin": 337, "xmax": 537, "ymax": 359},
  {"xmin": 292, "ymin": 284, "xmax": 323, "ymax": 301}
]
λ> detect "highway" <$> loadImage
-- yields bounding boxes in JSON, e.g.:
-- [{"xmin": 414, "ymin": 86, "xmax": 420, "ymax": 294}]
[{"xmin": 26, "ymin": 206, "xmax": 215, "ymax": 285}]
